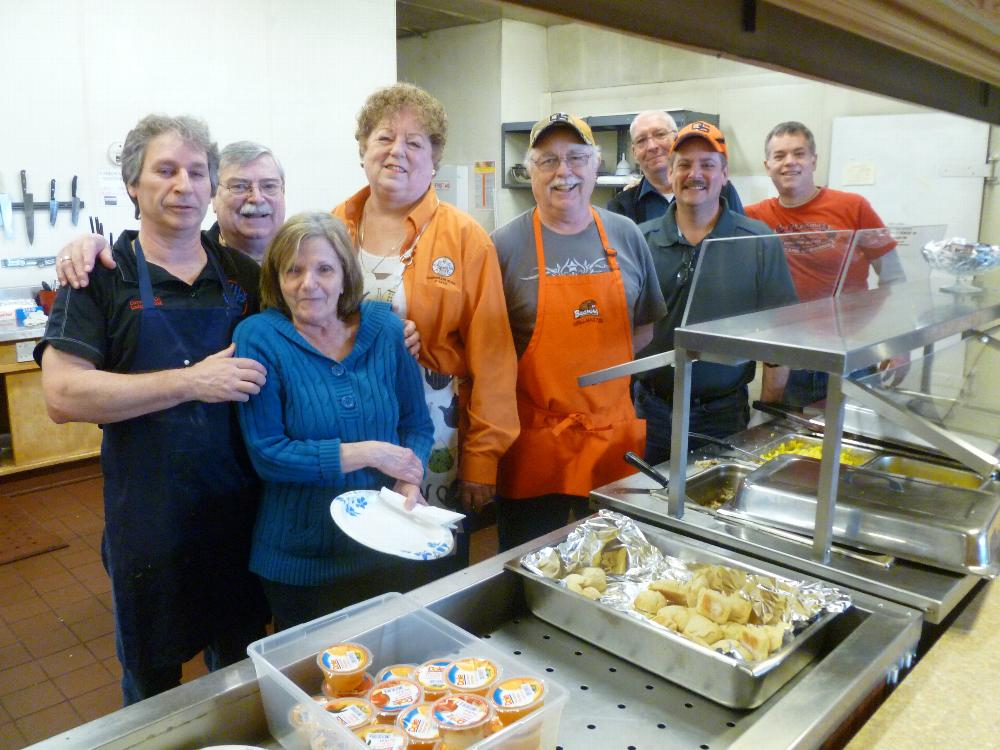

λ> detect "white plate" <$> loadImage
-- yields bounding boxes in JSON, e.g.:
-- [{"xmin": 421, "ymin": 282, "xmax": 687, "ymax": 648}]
[{"xmin": 331, "ymin": 490, "xmax": 455, "ymax": 560}]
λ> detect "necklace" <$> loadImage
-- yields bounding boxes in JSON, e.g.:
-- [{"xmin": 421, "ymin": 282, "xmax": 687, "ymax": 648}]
[
  {"xmin": 357, "ymin": 198, "xmax": 441, "ymax": 279},
  {"xmin": 358, "ymin": 201, "xmax": 406, "ymax": 281},
  {"xmin": 360, "ymin": 248, "xmax": 401, "ymax": 280}
]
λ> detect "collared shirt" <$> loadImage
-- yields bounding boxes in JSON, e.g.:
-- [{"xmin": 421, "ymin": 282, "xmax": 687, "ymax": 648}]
[
  {"xmin": 638, "ymin": 199, "xmax": 798, "ymax": 399},
  {"xmin": 36, "ymin": 230, "xmax": 259, "ymax": 370},
  {"xmin": 607, "ymin": 176, "xmax": 746, "ymax": 224},
  {"xmin": 334, "ymin": 185, "xmax": 520, "ymax": 486}
]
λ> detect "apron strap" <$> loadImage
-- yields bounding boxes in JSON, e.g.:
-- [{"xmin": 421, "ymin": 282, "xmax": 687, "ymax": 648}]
[{"xmin": 133, "ymin": 236, "xmax": 235, "ymax": 311}]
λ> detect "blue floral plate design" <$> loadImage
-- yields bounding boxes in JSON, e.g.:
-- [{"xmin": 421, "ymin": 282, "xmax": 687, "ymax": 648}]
[{"xmin": 331, "ymin": 490, "xmax": 455, "ymax": 561}]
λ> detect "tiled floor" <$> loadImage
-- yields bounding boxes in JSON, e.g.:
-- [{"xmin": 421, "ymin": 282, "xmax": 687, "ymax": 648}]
[{"xmin": 0, "ymin": 459, "xmax": 499, "ymax": 750}]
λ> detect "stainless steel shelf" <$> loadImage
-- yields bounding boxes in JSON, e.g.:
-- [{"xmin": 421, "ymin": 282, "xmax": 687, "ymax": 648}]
[{"xmin": 26, "ymin": 528, "xmax": 921, "ymax": 750}]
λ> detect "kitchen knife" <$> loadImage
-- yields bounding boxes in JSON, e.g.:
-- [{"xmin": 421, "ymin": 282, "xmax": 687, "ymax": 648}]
[
  {"xmin": 70, "ymin": 176, "xmax": 80, "ymax": 225},
  {"xmin": 21, "ymin": 170, "xmax": 34, "ymax": 244},
  {"xmin": 0, "ymin": 172, "xmax": 12, "ymax": 239},
  {"xmin": 49, "ymin": 179, "xmax": 58, "ymax": 226}
]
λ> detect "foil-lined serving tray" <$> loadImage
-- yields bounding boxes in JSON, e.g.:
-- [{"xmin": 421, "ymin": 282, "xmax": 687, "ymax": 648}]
[
  {"xmin": 510, "ymin": 511, "xmax": 850, "ymax": 709},
  {"xmin": 727, "ymin": 454, "xmax": 1000, "ymax": 576}
]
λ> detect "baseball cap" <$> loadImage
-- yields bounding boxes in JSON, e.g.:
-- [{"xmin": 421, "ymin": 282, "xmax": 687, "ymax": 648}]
[
  {"xmin": 670, "ymin": 121, "xmax": 728, "ymax": 158},
  {"xmin": 528, "ymin": 113, "xmax": 596, "ymax": 148}
]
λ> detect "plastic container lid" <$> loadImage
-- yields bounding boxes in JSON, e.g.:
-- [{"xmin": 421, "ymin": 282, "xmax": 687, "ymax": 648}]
[
  {"xmin": 377, "ymin": 663, "xmax": 418, "ymax": 682},
  {"xmin": 490, "ymin": 677, "xmax": 546, "ymax": 725},
  {"xmin": 288, "ymin": 694, "xmax": 328, "ymax": 728},
  {"xmin": 431, "ymin": 692, "xmax": 493, "ymax": 730},
  {"xmin": 322, "ymin": 696, "xmax": 376, "ymax": 731},
  {"xmin": 415, "ymin": 659, "xmax": 451, "ymax": 696},
  {"xmin": 396, "ymin": 702, "xmax": 440, "ymax": 746},
  {"xmin": 353, "ymin": 723, "xmax": 409, "ymax": 749},
  {"xmin": 444, "ymin": 657, "xmax": 500, "ymax": 695},
  {"xmin": 369, "ymin": 677, "xmax": 424, "ymax": 720},
  {"xmin": 317, "ymin": 642, "xmax": 372, "ymax": 693}
]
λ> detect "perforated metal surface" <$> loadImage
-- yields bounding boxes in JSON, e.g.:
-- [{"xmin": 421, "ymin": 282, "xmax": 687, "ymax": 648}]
[{"xmin": 482, "ymin": 613, "xmax": 752, "ymax": 750}]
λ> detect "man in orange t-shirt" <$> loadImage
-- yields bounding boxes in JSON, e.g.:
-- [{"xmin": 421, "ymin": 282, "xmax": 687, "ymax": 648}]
[{"xmin": 746, "ymin": 121, "xmax": 907, "ymax": 405}]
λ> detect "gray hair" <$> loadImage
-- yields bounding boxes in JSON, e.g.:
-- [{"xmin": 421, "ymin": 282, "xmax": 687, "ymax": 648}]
[
  {"xmin": 629, "ymin": 110, "xmax": 678, "ymax": 139},
  {"xmin": 219, "ymin": 140, "xmax": 285, "ymax": 182},
  {"xmin": 121, "ymin": 114, "xmax": 220, "ymax": 214},
  {"xmin": 524, "ymin": 143, "xmax": 602, "ymax": 174},
  {"xmin": 764, "ymin": 121, "xmax": 817, "ymax": 158}
]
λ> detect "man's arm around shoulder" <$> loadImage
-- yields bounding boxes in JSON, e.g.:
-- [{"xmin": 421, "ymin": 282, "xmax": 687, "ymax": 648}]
[{"xmin": 41, "ymin": 343, "xmax": 266, "ymax": 425}]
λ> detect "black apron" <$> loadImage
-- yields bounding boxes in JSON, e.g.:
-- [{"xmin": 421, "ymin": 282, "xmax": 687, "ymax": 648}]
[{"xmin": 101, "ymin": 238, "xmax": 267, "ymax": 671}]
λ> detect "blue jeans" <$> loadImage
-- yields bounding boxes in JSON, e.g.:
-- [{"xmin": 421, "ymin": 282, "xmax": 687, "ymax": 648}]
[
  {"xmin": 633, "ymin": 380, "xmax": 750, "ymax": 466},
  {"xmin": 783, "ymin": 366, "xmax": 878, "ymax": 408},
  {"xmin": 495, "ymin": 494, "xmax": 591, "ymax": 552}
]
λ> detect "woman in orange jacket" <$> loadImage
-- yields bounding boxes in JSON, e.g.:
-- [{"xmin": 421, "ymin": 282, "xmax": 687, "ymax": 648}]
[{"xmin": 333, "ymin": 83, "xmax": 519, "ymax": 578}]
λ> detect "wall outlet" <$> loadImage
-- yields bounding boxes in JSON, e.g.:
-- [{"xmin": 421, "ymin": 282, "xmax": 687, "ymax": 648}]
[{"xmin": 15, "ymin": 341, "xmax": 35, "ymax": 363}]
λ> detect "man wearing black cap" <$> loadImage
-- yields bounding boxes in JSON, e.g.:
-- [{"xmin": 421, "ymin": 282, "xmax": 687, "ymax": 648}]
[
  {"xmin": 636, "ymin": 121, "xmax": 798, "ymax": 464},
  {"xmin": 490, "ymin": 113, "xmax": 667, "ymax": 550}
]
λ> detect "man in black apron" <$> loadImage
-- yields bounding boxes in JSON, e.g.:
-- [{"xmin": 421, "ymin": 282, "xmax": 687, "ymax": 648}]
[{"xmin": 35, "ymin": 114, "xmax": 269, "ymax": 705}]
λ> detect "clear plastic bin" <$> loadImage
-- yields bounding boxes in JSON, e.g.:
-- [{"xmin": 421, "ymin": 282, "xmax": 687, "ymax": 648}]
[{"xmin": 248, "ymin": 592, "xmax": 566, "ymax": 750}]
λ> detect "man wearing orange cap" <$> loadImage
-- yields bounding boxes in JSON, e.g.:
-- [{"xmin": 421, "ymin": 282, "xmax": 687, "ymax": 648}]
[
  {"xmin": 607, "ymin": 110, "xmax": 745, "ymax": 224},
  {"xmin": 491, "ymin": 113, "xmax": 667, "ymax": 550},
  {"xmin": 636, "ymin": 121, "xmax": 798, "ymax": 464}
]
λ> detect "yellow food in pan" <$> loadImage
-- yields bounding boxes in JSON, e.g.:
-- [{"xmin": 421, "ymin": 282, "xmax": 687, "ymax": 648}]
[{"xmin": 759, "ymin": 439, "xmax": 869, "ymax": 466}]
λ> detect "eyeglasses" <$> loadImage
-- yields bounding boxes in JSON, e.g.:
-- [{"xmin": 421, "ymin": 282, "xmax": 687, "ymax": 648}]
[
  {"xmin": 224, "ymin": 179, "xmax": 284, "ymax": 198},
  {"xmin": 633, "ymin": 129, "xmax": 678, "ymax": 151},
  {"xmin": 531, "ymin": 152, "xmax": 593, "ymax": 174}
]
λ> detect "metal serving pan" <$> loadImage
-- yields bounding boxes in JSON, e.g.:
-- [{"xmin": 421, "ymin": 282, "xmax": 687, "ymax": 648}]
[
  {"xmin": 507, "ymin": 525, "xmax": 845, "ymax": 709},
  {"xmin": 730, "ymin": 455, "xmax": 1000, "ymax": 576},
  {"xmin": 865, "ymin": 454, "xmax": 987, "ymax": 490}
]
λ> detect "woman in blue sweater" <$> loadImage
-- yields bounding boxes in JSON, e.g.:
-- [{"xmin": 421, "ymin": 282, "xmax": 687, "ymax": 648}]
[{"xmin": 233, "ymin": 212, "xmax": 434, "ymax": 630}]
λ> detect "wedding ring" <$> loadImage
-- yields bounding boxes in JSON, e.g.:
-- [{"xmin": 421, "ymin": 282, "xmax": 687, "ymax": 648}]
[{"xmin": 59, "ymin": 256, "xmax": 71, "ymax": 263}]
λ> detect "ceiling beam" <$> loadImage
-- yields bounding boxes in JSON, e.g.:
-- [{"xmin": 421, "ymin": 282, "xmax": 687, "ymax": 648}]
[{"xmin": 502, "ymin": 0, "xmax": 1000, "ymax": 124}]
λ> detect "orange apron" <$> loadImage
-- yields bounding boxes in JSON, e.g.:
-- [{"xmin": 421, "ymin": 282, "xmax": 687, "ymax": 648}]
[{"xmin": 498, "ymin": 208, "xmax": 645, "ymax": 498}]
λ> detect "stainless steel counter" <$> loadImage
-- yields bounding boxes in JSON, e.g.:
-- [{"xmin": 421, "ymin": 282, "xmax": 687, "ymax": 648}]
[{"xmin": 26, "ymin": 524, "xmax": 921, "ymax": 750}]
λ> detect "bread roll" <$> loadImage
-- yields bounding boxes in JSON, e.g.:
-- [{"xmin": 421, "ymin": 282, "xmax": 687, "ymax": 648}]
[
  {"xmin": 648, "ymin": 579, "xmax": 688, "ymax": 605},
  {"xmin": 634, "ymin": 589, "xmax": 668, "ymax": 615},
  {"xmin": 579, "ymin": 567, "xmax": 607, "ymax": 592},
  {"xmin": 682, "ymin": 612, "xmax": 722, "ymax": 644},
  {"xmin": 695, "ymin": 588, "xmax": 732, "ymax": 625}
]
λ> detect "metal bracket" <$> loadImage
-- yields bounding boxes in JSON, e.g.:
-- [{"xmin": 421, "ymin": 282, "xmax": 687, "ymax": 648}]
[
  {"xmin": 11, "ymin": 200, "xmax": 85, "ymax": 212},
  {"xmin": 987, "ymin": 153, "xmax": 999, "ymax": 186},
  {"xmin": 577, "ymin": 350, "xmax": 676, "ymax": 387}
]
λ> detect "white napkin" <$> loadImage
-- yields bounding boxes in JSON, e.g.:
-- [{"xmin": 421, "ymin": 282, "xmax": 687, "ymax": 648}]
[{"xmin": 378, "ymin": 487, "xmax": 465, "ymax": 529}]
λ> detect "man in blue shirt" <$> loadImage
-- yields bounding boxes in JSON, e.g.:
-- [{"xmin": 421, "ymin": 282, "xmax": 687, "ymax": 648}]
[
  {"xmin": 635, "ymin": 121, "xmax": 797, "ymax": 463},
  {"xmin": 607, "ymin": 111, "xmax": 744, "ymax": 224}
]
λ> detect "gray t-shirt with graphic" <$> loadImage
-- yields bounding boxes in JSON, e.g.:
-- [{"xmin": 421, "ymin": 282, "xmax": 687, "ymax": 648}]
[{"xmin": 491, "ymin": 207, "xmax": 667, "ymax": 357}]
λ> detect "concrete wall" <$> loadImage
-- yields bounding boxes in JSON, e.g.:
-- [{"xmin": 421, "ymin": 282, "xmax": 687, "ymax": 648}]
[{"xmin": 399, "ymin": 20, "xmax": 997, "ymax": 238}]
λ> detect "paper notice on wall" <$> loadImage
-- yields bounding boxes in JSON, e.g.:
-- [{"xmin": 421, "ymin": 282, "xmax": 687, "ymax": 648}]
[
  {"xmin": 473, "ymin": 161, "xmax": 496, "ymax": 210},
  {"xmin": 841, "ymin": 162, "xmax": 876, "ymax": 186},
  {"xmin": 98, "ymin": 168, "xmax": 130, "ymax": 207}
]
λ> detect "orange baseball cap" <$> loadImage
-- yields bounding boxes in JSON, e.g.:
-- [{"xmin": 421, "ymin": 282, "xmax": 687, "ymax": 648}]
[
  {"xmin": 670, "ymin": 121, "xmax": 728, "ymax": 158},
  {"xmin": 529, "ymin": 113, "xmax": 596, "ymax": 147}
]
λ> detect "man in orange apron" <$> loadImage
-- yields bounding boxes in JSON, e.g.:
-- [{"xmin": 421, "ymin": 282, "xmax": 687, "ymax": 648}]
[{"xmin": 491, "ymin": 113, "xmax": 667, "ymax": 551}]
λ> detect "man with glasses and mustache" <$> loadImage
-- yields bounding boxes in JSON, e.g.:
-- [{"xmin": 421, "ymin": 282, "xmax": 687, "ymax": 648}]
[
  {"xmin": 490, "ymin": 113, "xmax": 666, "ymax": 550},
  {"xmin": 57, "ymin": 141, "xmax": 286, "ymax": 285},
  {"xmin": 207, "ymin": 141, "xmax": 286, "ymax": 262},
  {"xmin": 636, "ymin": 121, "xmax": 797, "ymax": 464},
  {"xmin": 607, "ymin": 110, "xmax": 744, "ymax": 225}
]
